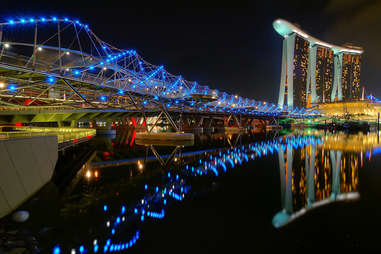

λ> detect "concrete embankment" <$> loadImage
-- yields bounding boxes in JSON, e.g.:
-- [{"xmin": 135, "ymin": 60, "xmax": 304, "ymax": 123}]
[{"xmin": 0, "ymin": 136, "xmax": 58, "ymax": 218}]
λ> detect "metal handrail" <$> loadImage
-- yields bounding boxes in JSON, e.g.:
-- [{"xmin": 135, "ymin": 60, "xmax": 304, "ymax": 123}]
[{"xmin": 0, "ymin": 127, "xmax": 96, "ymax": 144}]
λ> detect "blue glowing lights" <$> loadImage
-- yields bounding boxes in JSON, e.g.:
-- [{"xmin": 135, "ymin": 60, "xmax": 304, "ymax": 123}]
[
  {"xmin": 53, "ymin": 245, "xmax": 60, "ymax": 254},
  {"xmin": 9, "ymin": 85, "xmax": 17, "ymax": 92},
  {"xmin": 52, "ymin": 135, "xmax": 321, "ymax": 254},
  {"xmin": 47, "ymin": 76, "xmax": 56, "ymax": 84}
]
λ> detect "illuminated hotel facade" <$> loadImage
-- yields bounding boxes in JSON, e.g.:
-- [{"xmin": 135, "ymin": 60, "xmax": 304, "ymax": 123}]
[{"xmin": 273, "ymin": 19, "xmax": 363, "ymax": 108}]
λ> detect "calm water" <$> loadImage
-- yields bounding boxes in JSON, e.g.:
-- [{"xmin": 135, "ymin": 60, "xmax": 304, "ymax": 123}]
[{"xmin": 2, "ymin": 129, "xmax": 381, "ymax": 253}]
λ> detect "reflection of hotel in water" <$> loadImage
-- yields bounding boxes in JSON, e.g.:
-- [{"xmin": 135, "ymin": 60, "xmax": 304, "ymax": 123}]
[
  {"xmin": 274, "ymin": 137, "xmax": 362, "ymax": 228},
  {"xmin": 290, "ymin": 146, "xmax": 359, "ymax": 211}
]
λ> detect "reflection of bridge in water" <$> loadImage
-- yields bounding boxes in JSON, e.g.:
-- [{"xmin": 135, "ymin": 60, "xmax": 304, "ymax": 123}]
[
  {"xmin": 49, "ymin": 131, "xmax": 377, "ymax": 252},
  {"xmin": 92, "ymin": 130, "xmax": 252, "ymax": 169},
  {"xmin": 60, "ymin": 134, "xmax": 322, "ymax": 253}
]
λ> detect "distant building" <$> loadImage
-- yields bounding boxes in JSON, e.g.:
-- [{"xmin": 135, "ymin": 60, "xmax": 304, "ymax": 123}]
[{"xmin": 273, "ymin": 19, "xmax": 363, "ymax": 108}]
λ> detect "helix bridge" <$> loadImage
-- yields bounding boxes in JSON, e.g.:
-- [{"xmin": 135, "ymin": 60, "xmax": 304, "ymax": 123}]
[
  {"xmin": 51, "ymin": 135, "xmax": 322, "ymax": 254},
  {"xmin": 0, "ymin": 16, "xmax": 320, "ymax": 122}
]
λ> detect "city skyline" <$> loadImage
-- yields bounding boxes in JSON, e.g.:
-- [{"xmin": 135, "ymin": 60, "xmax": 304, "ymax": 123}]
[{"xmin": 0, "ymin": 1, "xmax": 377, "ymax": 104}]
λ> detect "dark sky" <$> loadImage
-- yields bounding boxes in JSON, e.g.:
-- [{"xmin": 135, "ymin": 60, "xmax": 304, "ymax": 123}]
[{"xmin": 1, "ymin": 0, "xmax": 379, "ymax": 102}]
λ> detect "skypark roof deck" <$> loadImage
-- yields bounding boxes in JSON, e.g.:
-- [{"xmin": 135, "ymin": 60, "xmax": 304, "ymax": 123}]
[{"xmin": 273, "ymin": 19, "xmax": 363, "ymax": 55}]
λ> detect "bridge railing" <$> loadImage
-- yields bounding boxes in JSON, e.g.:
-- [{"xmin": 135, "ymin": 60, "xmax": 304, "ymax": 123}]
[{"xmin": 0, "ymin": 126, "xmax": 96, "ymax": 144}]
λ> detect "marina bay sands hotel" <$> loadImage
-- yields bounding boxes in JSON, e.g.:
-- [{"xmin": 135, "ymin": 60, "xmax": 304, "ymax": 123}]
[{"xmin": 273, "ymin": 19, "xmax": 363, "ymax": 108}]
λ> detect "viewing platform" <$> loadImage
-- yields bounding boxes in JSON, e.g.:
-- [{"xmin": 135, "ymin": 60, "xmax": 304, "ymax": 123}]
[
  {"xmin": 0, "ymin": 126, "xmax": 96, "ymax": 150},
  {"xmin": 135, "ymin": 132, "xmax": 194, "ymax": 146}
]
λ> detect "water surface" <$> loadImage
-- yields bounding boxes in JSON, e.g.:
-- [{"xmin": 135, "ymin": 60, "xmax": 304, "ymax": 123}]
[{"xmin": 3, "ymin": 129, "xmax": 381, "ymax": 253}]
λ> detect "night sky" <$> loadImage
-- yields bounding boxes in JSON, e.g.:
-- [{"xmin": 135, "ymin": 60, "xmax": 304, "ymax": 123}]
[{"xmin": 1, "ymin": 1, "xmax": 379, "ymax": 103}]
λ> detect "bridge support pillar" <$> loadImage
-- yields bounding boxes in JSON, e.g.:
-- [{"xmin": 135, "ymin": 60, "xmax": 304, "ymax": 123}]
[
  {"xmin": 202, "ymin": 117, "xmax": 214, "ymax": 132},
  {"xmin": 224, "ymin": 114, "xmax": 240, "ymax": 128},
  {"xmin": 146, "ymin": 107, "xmax": 180, "ymax": 133},
  {"xmin": 70, "ymin": 120, "xmax": 77, "ymax": 128},
  {"xmin": 161, "ymin": 106, "xmax": 179, "ymax": 132}
]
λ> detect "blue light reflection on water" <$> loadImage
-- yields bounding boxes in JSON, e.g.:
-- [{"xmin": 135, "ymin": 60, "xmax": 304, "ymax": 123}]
[{"xmin": 58, "ymin": 135, "xmax": 323, "ymax": 253}]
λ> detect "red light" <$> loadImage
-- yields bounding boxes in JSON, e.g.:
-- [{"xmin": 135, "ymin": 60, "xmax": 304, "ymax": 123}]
[
  {"xmin": 14, "ymin": 122, "xmax": 22, "ymax": 127},
  {"xmin": 73, "ymin": 139, "xmax": 78, "ymax": 143},
  {"xmin": 24, "ymin": 99, "xmax": 31, "ymax": 106},
  {"xmin": 130, "ymin": 130, "xmax": 136, "ymax": 146},
  {"xmin": 131, "ymin": 117, "xmax": 137, "ymax": 127},
  {"xmin": 103, "ymin": 151, "xmax": 110, "ymax": 159},
  {"xmin": 142, "ymin": 117, "xmax": 147, "ymax": 127}
]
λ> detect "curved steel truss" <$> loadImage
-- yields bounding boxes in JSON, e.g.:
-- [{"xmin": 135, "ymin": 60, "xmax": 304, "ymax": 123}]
[{"xmin": 0, "ymin": 16, "xmax": 319, "ymax": 118}]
